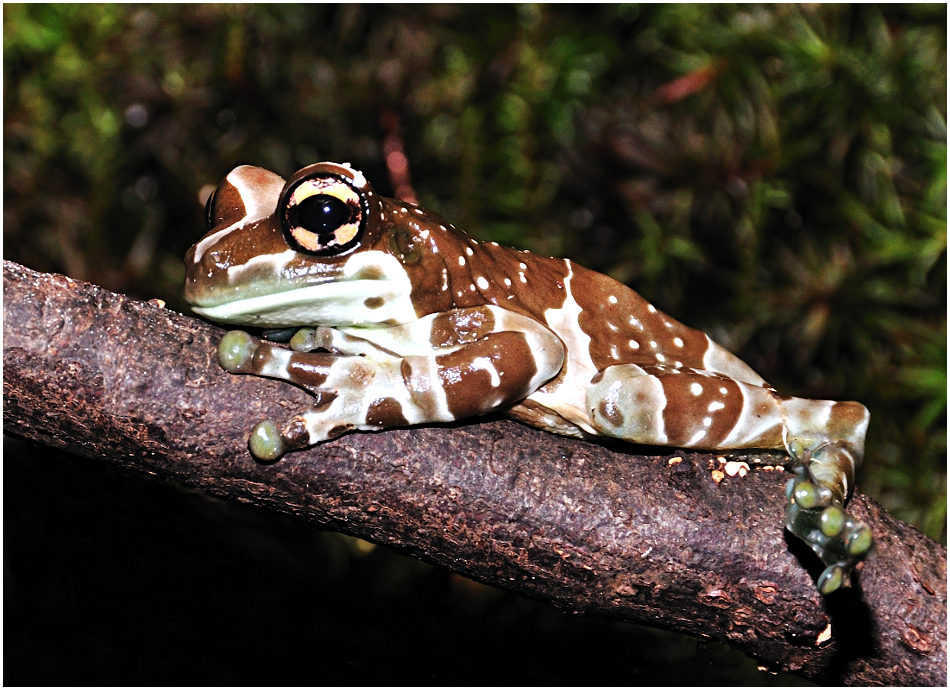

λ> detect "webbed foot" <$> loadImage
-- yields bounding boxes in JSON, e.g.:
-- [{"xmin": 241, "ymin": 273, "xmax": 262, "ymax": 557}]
[{"xmin": 784, "ymin": 463, "xmax": 873, "ymax": 594}]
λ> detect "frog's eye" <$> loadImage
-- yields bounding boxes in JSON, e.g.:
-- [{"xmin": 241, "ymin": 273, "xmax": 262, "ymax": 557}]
[{"xmin": 279, "ymin": 171, "xmax": 366, "ymax": 256}]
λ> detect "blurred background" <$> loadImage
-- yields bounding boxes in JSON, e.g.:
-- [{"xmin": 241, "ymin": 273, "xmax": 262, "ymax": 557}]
[{"xmin": 4, "ymin": 4, "xmax": 945, "ymax": 684}]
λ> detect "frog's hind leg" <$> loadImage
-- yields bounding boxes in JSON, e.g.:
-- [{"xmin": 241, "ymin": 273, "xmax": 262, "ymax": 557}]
[{"xmin": 588, "ymin": 364, "xmax": 872, "ymax": 593}]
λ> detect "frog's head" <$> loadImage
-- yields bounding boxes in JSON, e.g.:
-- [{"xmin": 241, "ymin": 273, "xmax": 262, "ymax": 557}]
[{"xmin": 185, "ymin": 162, "xmax": 428, "ymax": 328}]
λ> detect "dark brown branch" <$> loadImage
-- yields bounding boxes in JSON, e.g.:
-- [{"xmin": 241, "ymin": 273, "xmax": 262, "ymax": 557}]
[{"xmin": 3, "ymin": 259, "xmax": 946, "ymax": 686}]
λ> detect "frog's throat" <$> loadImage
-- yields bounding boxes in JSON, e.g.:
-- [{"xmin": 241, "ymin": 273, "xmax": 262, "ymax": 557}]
[{"xmin": 192, "ymin": 278, "xmax": 416, "ymax": 328}]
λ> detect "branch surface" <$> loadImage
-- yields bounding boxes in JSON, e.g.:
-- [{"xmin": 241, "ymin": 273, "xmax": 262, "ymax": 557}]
[{"xmin": 3, "ymin": 260, "xmax": 946, "ymax": 686}]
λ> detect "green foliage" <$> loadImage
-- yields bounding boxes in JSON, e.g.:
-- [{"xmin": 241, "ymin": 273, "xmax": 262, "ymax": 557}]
[{"xmin": 4, "ymin": 0, "xmax": 945, "ymax": 599}]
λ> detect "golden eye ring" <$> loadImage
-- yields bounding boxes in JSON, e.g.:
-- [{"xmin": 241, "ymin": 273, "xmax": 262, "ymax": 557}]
[{"xmin": 278, "ymin": 171, "xmax": 367, "ymax": 256}]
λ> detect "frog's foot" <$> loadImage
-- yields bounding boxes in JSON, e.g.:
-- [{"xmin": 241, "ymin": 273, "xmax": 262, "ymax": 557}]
[
  {"xmin": 784, "ymin": 463, "xmax": 873, "ymax": 594},
  {"xmin": 216, "ymin": 330, "xmax": 353, "ymax": 462}
]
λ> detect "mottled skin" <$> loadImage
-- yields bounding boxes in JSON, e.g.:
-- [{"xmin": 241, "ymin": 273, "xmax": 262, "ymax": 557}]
[{"xmin": 185, "ymin": 162, "xmax": 873, "ymax": 594}]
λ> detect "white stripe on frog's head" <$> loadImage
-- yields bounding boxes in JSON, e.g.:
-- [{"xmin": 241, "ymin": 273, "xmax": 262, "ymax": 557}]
[{"xmin": 192, "ymin": 166, "xmax": 286, "ymax": 263}]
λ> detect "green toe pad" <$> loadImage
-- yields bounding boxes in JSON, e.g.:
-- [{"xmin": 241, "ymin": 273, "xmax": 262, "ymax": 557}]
[
  {"xmin": 218, "ymin": 330, "xmax": 258, "ymax": 372},
  {"xmin": 785, "ymin": 475, "xmax": 872, "ymax": 593}
]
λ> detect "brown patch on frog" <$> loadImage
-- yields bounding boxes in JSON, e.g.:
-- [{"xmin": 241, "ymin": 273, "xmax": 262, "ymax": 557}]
[
  {"xmin": 828, "ymin": 400, "xmax": 870, "ymax": 435},
  {"xmin": 327, "ymin": 423, "xmax": 354, "ymax": 439},
  {"xmin": 285, "ymin": 352, "xmax": 333, "ymax": 389},
  {"xmin": 364, "ymin": 296, "xmax": 385, "ymax": 309},
  {"xmin": 366, "ymin": 397, "xmax": 410, "ymax": 428},
  {"xmin": 430, "ymin": 307, "xmax": 496, "ymax": 348},
  {"xmin": 597, "ymin": 398, "xmax": 624, "ymax": 428},
  {"xmin": 436, "ymin": 332, "xmax": 537, "ymax": 419},
  {"xmin": 206, "ymin": 179, "xmax": 247, "ymax": 229},
  {"xmin": 660, "ymin": 376, "xmax": 741, "ymax": 447},
  {"xmin": 283, "ymin": 416, "xmax": 311, "ymax": 447}
]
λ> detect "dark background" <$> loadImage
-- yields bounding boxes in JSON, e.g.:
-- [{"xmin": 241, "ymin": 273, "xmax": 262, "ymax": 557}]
[{"xmin": 4, "ymin": 5, "xmax": 945, "ymax": 684}]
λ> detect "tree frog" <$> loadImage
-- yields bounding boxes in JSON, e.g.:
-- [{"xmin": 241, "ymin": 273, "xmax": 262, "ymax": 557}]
[{"xmin": 185, "ymin": 162, "xmax": 872, "ymax": 594}]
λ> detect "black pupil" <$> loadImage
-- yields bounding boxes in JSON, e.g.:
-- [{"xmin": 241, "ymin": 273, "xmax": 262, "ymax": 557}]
[{"xmin": 292, "ymin": 194, "xmax": 351, "ymax": 235}]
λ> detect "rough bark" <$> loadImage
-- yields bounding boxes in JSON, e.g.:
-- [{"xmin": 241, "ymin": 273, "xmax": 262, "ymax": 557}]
[{"xmin": 3, "ymin": 259, "xmax": 946, "ymax": 686}]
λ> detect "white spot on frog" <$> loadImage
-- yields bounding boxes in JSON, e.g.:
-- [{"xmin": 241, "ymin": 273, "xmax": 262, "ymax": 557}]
[
  {"xmin": 476, "ymin": 276, "xmax": 489, "ymax": 290},
  {"xmin": 336, "ymin": 162, "xmax": 367, "ymax": 188},
  {"xmin": 608, "ymin": 295, "xmax": 618, "ymax": 304},
  {"xmin": 458, "ymin": 256, "xmax": 466, "ymax": 266},
  {"xmin": 673, "ymin": 337, "xmax": 684, "ymax": 348},
  {"xmin": 691, "ymin": 382, "xmax": 703, "ymax": 396},
  {"xmin": 471, "ymin": 356, "xmax": 500, "ymax": 387}
]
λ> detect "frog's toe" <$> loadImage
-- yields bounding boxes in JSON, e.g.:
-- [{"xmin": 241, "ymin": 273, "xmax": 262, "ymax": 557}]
[
  {"xmin": 817, "ymin": 564, "xmax": 845, "ymax": 594},
  {"xmin": 785, "ymin": 475, "xmax": 872, "ymax": 592},
  {"xmin": 217, "ymin": 330, "xmax": 258, "ymax": 373},
  {"xmin": 248, "ymin": 414, "xmax": 316, "ymax": 463},
  {"xmin": 249, "ymin": 419, "xmax": 286, "ymax": 462}
]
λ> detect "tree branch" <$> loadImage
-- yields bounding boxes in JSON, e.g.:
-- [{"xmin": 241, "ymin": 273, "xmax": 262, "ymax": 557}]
[{"xmin": 3, "ymin": 260, "xmax": 945, "ymax": 686}]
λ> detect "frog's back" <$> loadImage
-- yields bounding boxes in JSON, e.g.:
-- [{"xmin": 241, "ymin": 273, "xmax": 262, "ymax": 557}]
[{"xmin": 426, "ymin": 236, "xmax": 763, "ymax": 435}]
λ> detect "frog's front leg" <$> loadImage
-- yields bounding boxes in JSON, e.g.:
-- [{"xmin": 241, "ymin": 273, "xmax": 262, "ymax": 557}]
[
  {"xmin": 218, "ymin": 306, "xmax": 565, "ymax": 462},
  {"xmin": 588, "ymin": 364, "xmax": 872, "ymax": 593}
]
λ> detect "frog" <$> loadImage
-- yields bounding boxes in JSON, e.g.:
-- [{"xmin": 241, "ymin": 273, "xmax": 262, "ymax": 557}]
[{"xmin": 184, "ymin": 161, "xmax": 873, "ymax": 594}]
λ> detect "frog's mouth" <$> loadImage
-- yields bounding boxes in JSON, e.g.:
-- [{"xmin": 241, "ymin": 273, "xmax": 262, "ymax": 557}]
[
  {"xmin": 191, "ymin": 279, "xmax": 413, "ymax": 328},
  {"xmin": 189, "ymin": 250, "xmax": 418, "ymax": 328}
]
